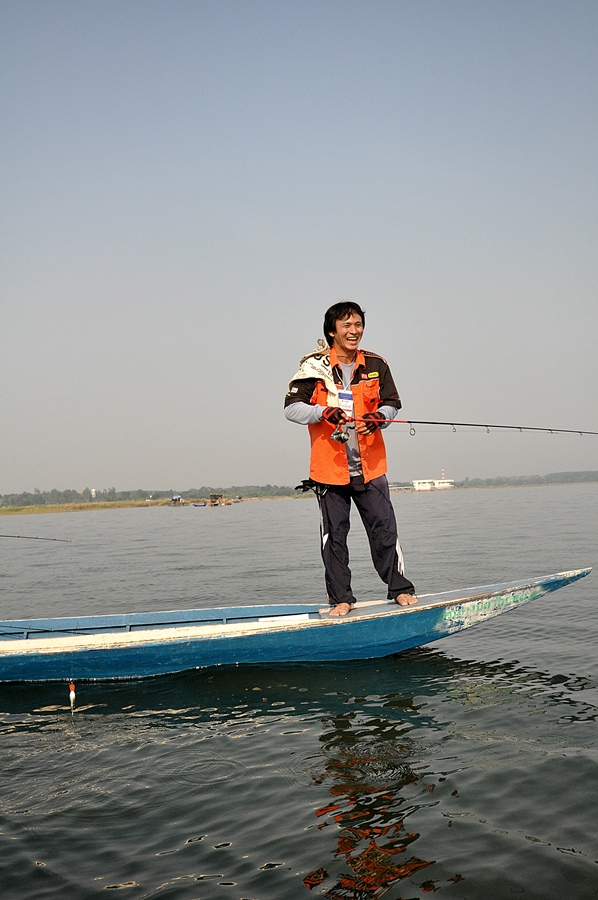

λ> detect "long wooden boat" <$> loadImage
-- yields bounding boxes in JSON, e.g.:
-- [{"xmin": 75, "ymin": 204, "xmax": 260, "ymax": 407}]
[{"xmin": 0, "ymin": 568, "xmax": 590, "ymax": 683}]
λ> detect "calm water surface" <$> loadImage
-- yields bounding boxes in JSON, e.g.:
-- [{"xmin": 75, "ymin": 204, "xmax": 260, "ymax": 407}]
[{"xmin": 1, "ymin": 485, "xmax": 597, "ymax": 898}]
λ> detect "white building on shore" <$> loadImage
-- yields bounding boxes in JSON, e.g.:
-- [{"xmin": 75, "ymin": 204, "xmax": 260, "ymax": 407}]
[
  {"xmin": 412, "ymin": 468, "xmax": 454, "ymax": 491},
  {"xmin": 412, "ymin": 478, "xmax": 454, "ymax": 491}
]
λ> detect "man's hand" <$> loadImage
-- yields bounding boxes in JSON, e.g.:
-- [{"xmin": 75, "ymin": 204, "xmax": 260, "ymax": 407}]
[
  {"xmin": 357, "ymin": 411, "xmax": 385, "ymax": 434},
  {"xmin": 321, "ymin": 407, "xmax": 347, "ymax": 426}
]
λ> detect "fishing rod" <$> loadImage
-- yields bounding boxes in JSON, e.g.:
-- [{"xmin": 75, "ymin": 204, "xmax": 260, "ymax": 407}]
[
  {"xmin": 351, "ymin": 418, "xmax": 598, "ymax": 436},
  {"xmin": 0, "ymin": 534, "xmax": 71, "ymax": 542}
]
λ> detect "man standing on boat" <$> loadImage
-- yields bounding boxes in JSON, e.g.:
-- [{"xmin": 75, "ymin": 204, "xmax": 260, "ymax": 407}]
[{"xmin": 284, "ymin": 301, "xmax": 417, "ymax": 616}]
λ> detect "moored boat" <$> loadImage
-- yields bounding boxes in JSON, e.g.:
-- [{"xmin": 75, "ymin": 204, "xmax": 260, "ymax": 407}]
[{"xmin": 0, "ymin": 568, "xmax": 590, "ymax": 683}]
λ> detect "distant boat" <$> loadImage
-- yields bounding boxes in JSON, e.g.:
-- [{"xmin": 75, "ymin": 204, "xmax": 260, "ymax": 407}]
[
  {"xmin": 0, "ymin": 568, "xmax": 590, "ymax": 683},
  {"xmin": 193, "ymin": 503, "xmax": 206, "ymax": 507}
]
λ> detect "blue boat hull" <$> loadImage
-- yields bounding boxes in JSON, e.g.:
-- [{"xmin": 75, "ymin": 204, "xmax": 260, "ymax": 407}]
[{"xmin": 0, "ymin": 569, "xmax": 590, "ymax": 683}]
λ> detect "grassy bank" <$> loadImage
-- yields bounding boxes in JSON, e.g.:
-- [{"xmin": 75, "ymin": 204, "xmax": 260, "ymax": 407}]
[
  {"xmin": 0, "ymin": 497, "xmax": 292, "ymax": 516},
  {"xmin": 0, "ymin": 500, "xmax": 170, "ymax": 516}
]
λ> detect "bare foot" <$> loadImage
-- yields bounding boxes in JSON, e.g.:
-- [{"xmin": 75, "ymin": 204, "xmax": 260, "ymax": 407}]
[
  {"xmin": 395, "ymin": 593, "xmax": 418, "ymax": 606},
  {"xmin": 329, "ymin": 602, "xmax": 352, "ymax": 616}
]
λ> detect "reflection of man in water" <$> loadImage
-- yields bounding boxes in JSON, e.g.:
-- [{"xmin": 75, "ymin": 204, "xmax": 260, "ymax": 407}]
[
  {"xmin": 285, "ymin": 301, "xmax": 416, "ymax": 616},
  {"xmin": 304, "ymin": 713, "xmax": 433, "ymax": 898}
]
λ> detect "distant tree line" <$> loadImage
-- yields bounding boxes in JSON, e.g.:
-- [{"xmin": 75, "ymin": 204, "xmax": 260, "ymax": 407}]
[
  {"xmin": 2, "ymin": 473, "xmax": 597, "ymax": 508},
  {"xmin": 187, "ymin": 485, "xmax": 296, "ymax": 499},
  {"xmin": 457, "ymin": 471, "xmax": 598, "ymax": 488},
  {"xmin": 0, "ymin": 484, "xmax": 296, "ymax": 508}
]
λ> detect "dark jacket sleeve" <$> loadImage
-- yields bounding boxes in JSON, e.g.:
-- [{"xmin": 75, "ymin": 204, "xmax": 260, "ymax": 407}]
[
  {"xmin": 284, "ymin": 378, "xmax": 318, "ymax": 407},
  {"xmin": 377, "ymin": 360, "xmax": 402, "ymax": 409}
]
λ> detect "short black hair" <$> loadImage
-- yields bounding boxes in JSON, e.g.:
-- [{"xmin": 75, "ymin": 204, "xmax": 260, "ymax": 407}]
[{"xmin": 323, "ymin": 301, "xmax": 366, "ymax": 347}]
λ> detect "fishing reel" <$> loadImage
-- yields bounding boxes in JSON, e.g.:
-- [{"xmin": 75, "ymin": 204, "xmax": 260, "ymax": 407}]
[{"xmin": 331, "ymin": 424, "xmax": 350, "ymax": 443}]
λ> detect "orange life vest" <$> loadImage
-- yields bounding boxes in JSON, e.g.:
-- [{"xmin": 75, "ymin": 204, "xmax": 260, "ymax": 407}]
[{"xmin": 307, "ymin": 347, "xmax": 388, "ymax": 485}]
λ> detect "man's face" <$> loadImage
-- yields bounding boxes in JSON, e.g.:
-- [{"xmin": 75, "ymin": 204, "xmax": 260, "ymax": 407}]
[{"xmin": 329, "ymin": 312, "xmax": 364, "ymax": 358}]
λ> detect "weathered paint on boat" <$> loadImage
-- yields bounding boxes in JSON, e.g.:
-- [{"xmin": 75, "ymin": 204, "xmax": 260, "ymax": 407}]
[{"xmin": 0, "ymin": 568, "xmax": 590, "ymax": 683}]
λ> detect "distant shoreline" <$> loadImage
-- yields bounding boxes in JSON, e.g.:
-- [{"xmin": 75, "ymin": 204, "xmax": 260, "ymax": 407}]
[
  {"xmin": 0, "ymin": 498, "xmax": 271, "ymax": 516},
  {"xmin": 1, "ymin": 479, "xmax": 596, "ymax": 516},
  {"xmin": 0, "ymin": 499, "xmax": 170, "ymax": 516},
  {"xmin": 391, "ymin": 480, "xmax": 598, "ymax": 494}
]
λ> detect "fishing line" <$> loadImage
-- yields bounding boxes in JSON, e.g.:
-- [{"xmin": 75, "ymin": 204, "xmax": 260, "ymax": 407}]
[
  {"xmin": 0, "ymin": 622, "xmax": 90, "ymax": 637},
  {"xmin": 0, "ymin": 534, "xmax": 71, "ymax": 542}
]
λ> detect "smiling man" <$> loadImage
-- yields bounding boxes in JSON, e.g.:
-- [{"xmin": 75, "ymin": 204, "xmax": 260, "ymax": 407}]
[{"xmin": 284, "ymin": 301, "xmax": 416, "ymax": 616}]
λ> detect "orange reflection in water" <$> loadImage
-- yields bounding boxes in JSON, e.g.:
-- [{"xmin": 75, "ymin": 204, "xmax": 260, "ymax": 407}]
[{"xmin": 305, "ymin": 714, "xmax": 435, "ymax": 898}]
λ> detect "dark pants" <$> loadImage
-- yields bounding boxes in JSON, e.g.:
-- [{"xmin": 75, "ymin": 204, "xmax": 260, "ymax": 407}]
[{"xmin": 316, "ymin": 475, "xmax": 415, "ymax": 607}]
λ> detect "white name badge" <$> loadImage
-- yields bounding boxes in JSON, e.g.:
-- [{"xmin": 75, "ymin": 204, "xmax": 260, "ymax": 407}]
[{"xmin": 338, "ymin": 389, "xmax": 354, "ymax": 416}]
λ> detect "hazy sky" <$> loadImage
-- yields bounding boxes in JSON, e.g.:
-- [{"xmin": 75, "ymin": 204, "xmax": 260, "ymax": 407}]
[{"xmin": 2, "ymin": 0, "xmax": 597, "ymax": 493}]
